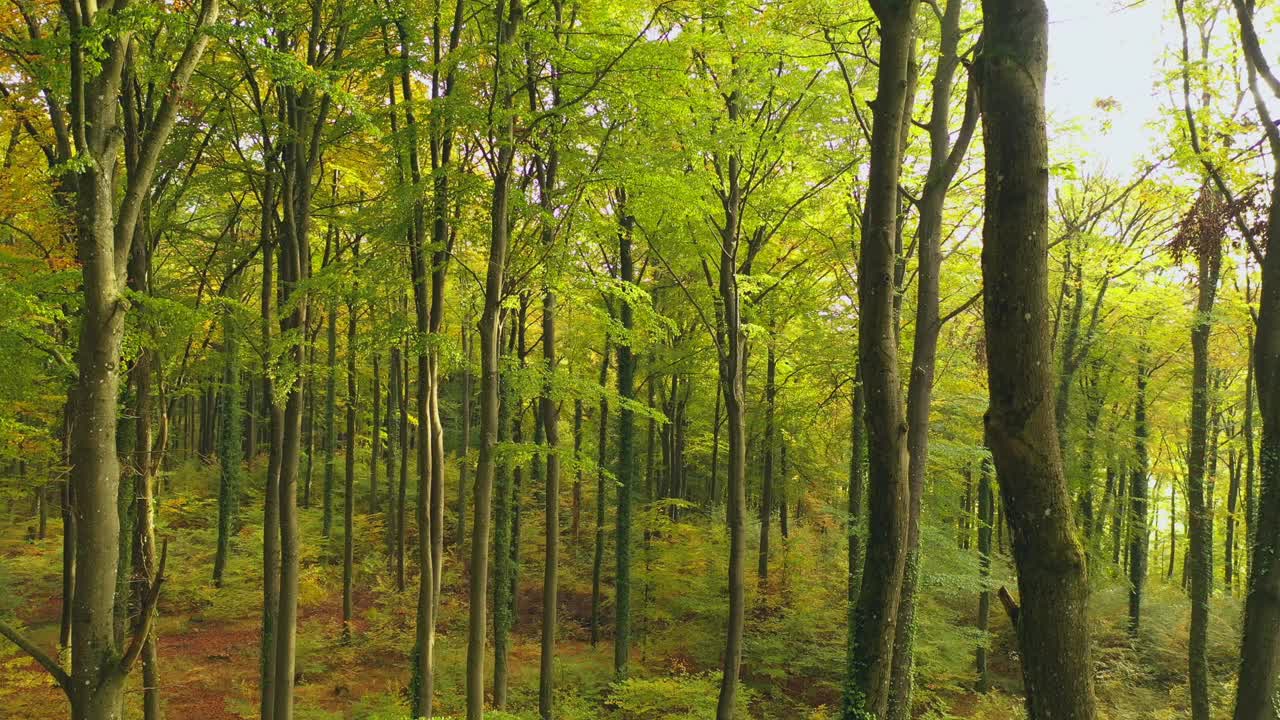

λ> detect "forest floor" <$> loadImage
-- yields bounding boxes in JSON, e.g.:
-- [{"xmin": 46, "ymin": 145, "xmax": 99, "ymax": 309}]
[{"xmin": 0, "ymin": 459, "xmax": 1250, "ymax": 719}]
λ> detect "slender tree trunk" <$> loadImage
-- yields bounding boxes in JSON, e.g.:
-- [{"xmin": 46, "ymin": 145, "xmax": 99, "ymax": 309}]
[
  {"xmin": 646, "ymin": 374, "xmax": 657, "ymax": 505},
  {"xmin": 780, "ymin": 443, "xmax": 789, "ymax": 539},
  {"xmin": 846, "ymin": 2, "xmax": 917, "ymax": 715},
  {"xmin": 467, "ymin": 9, "xmax": 521, "ymax": 715},
  {"xmin": 848, "ymin": 376, "xmax": 865, "ymax": 608},
  {"xmin": 494, "ymin": 314, "xmax": 520, "ymax": 709},
  {"xmin": 590, "ymin": 341, "xmax": 612, "ymax": 647},
  {"xmin": 1227, "ymin": 448, "xmax": 1241, "ymax": 591},
  {"xmin": 371, "ymin": 352, "xmax": 381, "ymax": 514},
  {"xmin": 59, "ymin": 419, "xmax": 75, "ymax": 651},
  {"xmin": 303, "ymin": 340, "xmax": 317, "ymax": 510},
  {"xmin": 615, "ymin": 197, "xmax": 637, "ymax": 679},
  {"xmin": 458, "ymin": 326, "xmax": 471, "ymax": 549},
  {"xmin": 714, "ymin": 89, "xmax": 750, "ymax": 716},
  {"xmin": 976, "ymin": 457, "xmax": 993, "ymax": 693},
  {"xmin": 260, "ymin": 239, "xmax": 281, "ymax": 720},
  {"xmin": 758, "ymin": 337, "xmax": 777, "ymax": 583},
  {"xmin": 343, "ymin": 293, "xmax": 358, "ymax": 640},
  {"xmin": 1186, "ymin": 190, "xmax": 1222, "ymax": 720},
  {"xmin": 1169, "ymin": 480, "xmax": 1178, "ymax": 581},
  {"xmin": 127, "ymin": 213, "xmax": 162, "ymax": 720},
  {"xmin": 246, "ymin": 376, "xmax": 257, "ymax": 464},
  {"xmin": 572, "ymin": 399, "xmax": 584, "ymax": 544},
  {"xmin": 1129, "ymin": 353, "xmax": 1150, "ymax": 637},
  {"xmin": 977, "ymin": 0, "xmax": 1098, "ymax": 714},
  {"xmin": 390, "ymin": 347, "xmax": 405, "ymax": 591},
  {"xmin": 323, "ymin": 306, "xmax": 338, "ymax": 538},
  {"xmin": 710, "ymin": 379, "xmax": 722, "ymax": 506},
  {"xmin": 213, "ymin": 319, "xmax": 243, "ymax": 587},
  {"xmin": 1244, "ymin": 330, "xmax": 1255, "ymax": 581},
  {"xmin": 540, "ymin": 179, "xmax": 567, "ymax": 718},
  {"xmin": 886, "ymin": 0, "xmax": 977, "ymax": 711}
]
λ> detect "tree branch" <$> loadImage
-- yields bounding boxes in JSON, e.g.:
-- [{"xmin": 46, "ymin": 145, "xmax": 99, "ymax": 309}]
[
  {"xmin": 119, "ymin": 539, "xmax": 168, "ymax": 675},
  {"xmin": 0, "ymin": 619, "xmax": 71, "ymax": 694}
]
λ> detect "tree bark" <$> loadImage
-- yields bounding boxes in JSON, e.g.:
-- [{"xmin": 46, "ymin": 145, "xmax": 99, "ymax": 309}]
[
  {"xmin": 1185, "ymin": 189, "xmax": 1222, "ymax": 720},
  {"xmin": 1129, "ymin": 353, "xmax": 1150, "ymax": 637},
  {"xmin": 213, "ymin": 317, "xmax": 243, "ymax": 587},
  {"xmin": 615, "ymin": 193, "xmax": 637, "ymax": 679},
  {"xmin": 467, "ymin": 8, "xmax": 522, "ymax": 718},
  {"xmin": 1231, "ymin": 1, "xmax": 1280, "ymax": 714},
  {"xmin": 977, "ymin": 0, "xmax": 1098, "ymax": 715},
  {"xmin": 845, "ymin": 1, "xmax": 917, "ymax": 715},
  {"xmin": 590, "ymin": 341, "xmax": 612, "ymax": 647},
  {"xmin": 323, "ymin": 305, "xmax": 338, "ymax": 538},
  {"xmin": 759, "ymin": 336, "xmax": 777, "ymax": 583},
  {"xmin": 371, "ymin": 350, "xmax": 381, "ymax": 514},
  {"xmin": 886, "ymin": 0, "xmax": 977, "ymax": 711},
  {"xmin": 343, "ymin": 290, "xmax": 358, "ymax": 640},
  {"xmin": 976, "ymin": 457, "xmax": 994, "ymax": 693}
]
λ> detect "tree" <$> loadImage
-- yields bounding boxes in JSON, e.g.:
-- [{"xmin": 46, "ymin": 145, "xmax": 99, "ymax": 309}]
[
  {"xmin": 1230, "ymin": 0, "xmax": 1280, "ymax": 715},
  {"xmin": 845, "ymin": 0, "xmax": 917, "ymax": 715},
  {"xmin": 977, "ymin": 0, "xmax": 1098, "ymax": 716},
  {"xmin": 0, "ymin": 3, "xmax": 219, "ymax": 719},
  {"xmin": 467, "ymin": 4, "xmax": 524, "ymax": 718}
]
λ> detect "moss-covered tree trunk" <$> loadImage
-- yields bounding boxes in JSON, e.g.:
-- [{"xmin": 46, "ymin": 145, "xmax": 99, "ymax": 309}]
[
  {"xmin": 1185, "ymin": 188, "xmax": 1222, "ymax": 720},
  {"xmin": 1230, "ymin": 2, "xmax": 1280, "ymax": 714},
  {"xmin": 845, "ymin": 0, "xmax": 917, "ymax": 716},
  {"xmin": 977, "ymin": 0, "xmax": 1098, "ymax": 714},
  {"xmin": 214, "ymin": 318, "xmax": 243, "ymax": 587}
]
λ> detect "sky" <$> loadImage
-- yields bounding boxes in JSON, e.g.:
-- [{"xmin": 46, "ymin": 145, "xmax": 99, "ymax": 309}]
[{"xmin": 1046, "ymin": 0, "xmax": 1171, "ymax": 174}]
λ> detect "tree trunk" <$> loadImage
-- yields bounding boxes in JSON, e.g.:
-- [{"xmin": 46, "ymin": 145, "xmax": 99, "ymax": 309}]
[
  {"xmin": 615, "ymin": 196, "xmax": 637, "ymax": 679},
  {"xmin": 1243, "ymin": 330, "xmax": 1255, "ymax": 581},
  {"xmin": 371, "ymin": 351, "xmax": 381, "ymax": 515},
  {"xmin": 1231, "ymin": 1, "xmax": 1280, "ymax": 712},
  {"xmin": 848, "ymin": 376, "xmax": 865, "ymax": 607},
  {"xmin": 494, "ymin": 311, "xmax": 521, "ymax": 709},
  {"xmin": 323, "ymin": 306, "xmax": 338, "ymax": 538},
  {"xmin": 390, "ymin": 347, "xmax": 405, "ymax": 591},
  {"xmin": 758, "ymin": 336, "xmax": 777, "ymax": 583},
  {"xmin": 1129, "ymin": 353, "xmax": 1150, "ymax": 637},
  {"xmin": 977, "ymin": 0, "xmax": 1098, "ymax": 715},
  {"xmin": 1169, "ymin": 480, "xmax": 1178, "ymax": 581},
  {"xmin": 976, "ymin": 457, "xmax": 994, "ymax": 693},
  {"xmin": 343, "ymin": 292, "xmax": 358, "ymax": 640},
  {"xmin": 260, "ymin": 240, "xmax": 281, "ymax": 720},
  {"xmin": 886, "ymin": 0, "xmax": 976, "ymax": 711},
  {"xmin": 213, "ymin": 318, "xmax": 243, "ymax": 587},
  {"xmin": 539, "ymin": 168, "xmax": 566, "ymax": 717},
  {"xmin": 467, "ymin": 8, "xmax": 521, "ymax": 715},
  {"xmin": 1186, "ymin": 190, "xmax": 1222, "ymax": 720},
  {"xmin": 458, "ymin": 326, "xmax": 471, "ymax": 549},
  {"xmin": 846, "ymin": 1, "xmax": 917, "ymax": 714},
  {"xmin": 710, "ymin": 71, "xmax": 753, "ymax": 719},
  {"xmin": 590, "ymin": 341, "xmax": 612, "ymax": 647},
  {"xmin": 572, "ymin": 399, "xmax": 584, "ymax": 544},
  {"xmin": 1227, "ymin": 448, "xmax": 1241, "ymax": 591}
]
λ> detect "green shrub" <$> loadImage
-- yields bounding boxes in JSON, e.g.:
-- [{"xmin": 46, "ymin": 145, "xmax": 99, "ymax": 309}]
[{"xmin": 606, "ymin": 674, "xmax": 751, "ymax": 720}]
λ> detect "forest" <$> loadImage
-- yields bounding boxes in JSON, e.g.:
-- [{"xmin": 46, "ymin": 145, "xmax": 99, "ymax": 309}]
[{"xmin": 0, "ymin": 0, "xmax": 1278, "ymax": 718}]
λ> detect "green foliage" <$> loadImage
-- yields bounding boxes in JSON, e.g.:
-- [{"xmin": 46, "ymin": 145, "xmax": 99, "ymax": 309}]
[{"xmin": 606, "ymin": 674, "xmax": 752, "ymax": 720}]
